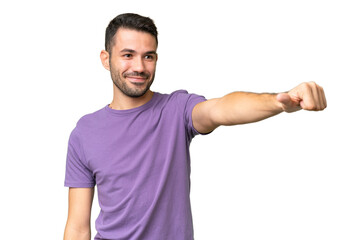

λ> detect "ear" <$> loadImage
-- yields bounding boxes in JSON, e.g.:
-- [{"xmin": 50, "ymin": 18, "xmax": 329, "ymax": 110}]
[{"xmin": 100, "ymin": 50, "xmax": 110, "ymax": 71}]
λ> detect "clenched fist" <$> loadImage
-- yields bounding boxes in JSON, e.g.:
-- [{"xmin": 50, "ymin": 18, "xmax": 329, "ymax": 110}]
[{"xmin": 277, "ymin": 82, "xmax": 327, "ymax": 113}]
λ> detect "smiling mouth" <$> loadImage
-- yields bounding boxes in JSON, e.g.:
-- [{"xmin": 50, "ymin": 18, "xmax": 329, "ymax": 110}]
[
  {"xmin": 126, "ymin": 76, "xmax": 147, "ymax": 84},
  {"xmin": 123, "ymin": 71, "xmax": 150, "ymax": 84}
]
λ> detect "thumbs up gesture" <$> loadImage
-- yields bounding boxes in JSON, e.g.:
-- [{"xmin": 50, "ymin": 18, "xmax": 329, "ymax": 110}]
[{"xmin": 276, "ymin": 82, "xmax": 327, "ymax": 113}]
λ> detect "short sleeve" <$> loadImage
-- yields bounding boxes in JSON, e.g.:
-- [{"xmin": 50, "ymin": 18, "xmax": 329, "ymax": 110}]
[
  {"xmin": 64, "ymin": 128, "xmax": 95, "ymax": 188},
  {"xmin": 183, "ymin": 92, "xmax": 207, "ymax": 139}
]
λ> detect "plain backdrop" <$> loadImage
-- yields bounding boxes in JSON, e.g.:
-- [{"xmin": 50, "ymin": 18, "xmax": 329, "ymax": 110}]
[{"xmin": 0, "ymin": 0, "xmax": 359, "ymax": 239}]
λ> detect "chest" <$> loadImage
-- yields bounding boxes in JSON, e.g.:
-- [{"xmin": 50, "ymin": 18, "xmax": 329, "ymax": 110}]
[{"xmin": 81, "ymin": 108, "xmax": 187, "ymax": 186}]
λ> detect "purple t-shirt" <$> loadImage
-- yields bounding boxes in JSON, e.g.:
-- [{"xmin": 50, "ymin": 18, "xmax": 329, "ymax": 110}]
[{"xmin": 64, "ymin": 90, "xmax": 206, "ymax": 240}]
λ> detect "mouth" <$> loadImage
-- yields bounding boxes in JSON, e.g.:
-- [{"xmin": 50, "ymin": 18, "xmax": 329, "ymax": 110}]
[{"xmin": 126, "ymin": 76, "xmax": 147, "ymax": 84}]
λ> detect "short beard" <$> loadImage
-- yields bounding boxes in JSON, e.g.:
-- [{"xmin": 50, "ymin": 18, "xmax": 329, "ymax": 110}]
[{"xmin": 110, "ymin": 67, "xmax": 155, "ymax": 98}]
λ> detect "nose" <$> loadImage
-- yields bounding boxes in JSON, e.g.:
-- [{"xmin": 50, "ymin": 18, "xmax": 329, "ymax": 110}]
[{"xmin": 132, "ymin": 56, "xmax": 145, "ymax": 73}]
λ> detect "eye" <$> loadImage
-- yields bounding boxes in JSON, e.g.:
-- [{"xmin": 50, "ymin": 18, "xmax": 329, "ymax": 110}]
[
  {"xmin": 144, "ymin": 55, "xmax": 153, "ymax": 60},
  {"xmin": 123, "ymin": 53, "xmax": 132, "ymax": 58}
]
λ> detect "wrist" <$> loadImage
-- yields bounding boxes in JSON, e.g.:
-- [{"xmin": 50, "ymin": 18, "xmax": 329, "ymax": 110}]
[{"xmin": 271, "ymin": 93, "xmax": 285, "ymax": 113}]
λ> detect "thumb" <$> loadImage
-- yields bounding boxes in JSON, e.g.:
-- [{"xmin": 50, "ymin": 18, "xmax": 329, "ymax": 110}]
[
  {"xmin": 276, "ymin": 92, "xmax": 302, "ymax": 112},
  {"xmin": 276, "ymin": 92, "xmax": 292, "ymax": 105}
]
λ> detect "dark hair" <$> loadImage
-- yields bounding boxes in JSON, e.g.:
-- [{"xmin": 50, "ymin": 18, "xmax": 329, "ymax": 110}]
[{"xmin": 105, "ymin": 13, "xmax": 158, "ymax": 54}]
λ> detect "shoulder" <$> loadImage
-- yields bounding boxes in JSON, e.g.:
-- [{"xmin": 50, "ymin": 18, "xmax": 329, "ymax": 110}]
[
  {"xmin": 166, "ymin": 90, "xmax": 206, "ymax": 104},
  {"xmin": 154, "ymin": 90, "xmax": 206, "ymax": 110},
  {"xmin": 74, "ymin": 106, "xmax": 107, "ymax": 132},
  {"xmin": 155, "ymin": 90, "xmax": 189, "ymax": 100},
  {"xmin": 157, "ymin": 90, "xmax": 207, "ymax": 119}
]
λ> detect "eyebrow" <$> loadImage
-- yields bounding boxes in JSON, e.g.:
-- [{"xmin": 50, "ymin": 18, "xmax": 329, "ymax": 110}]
[
  {"xmin": 120, "ymin": 48, "xmax": 136, "ymax": 53},
  {"xmin": 120, "ymin": 48, "xmax": 157, "ymax": 55},
  {"xmin": 145, "ymin": 51, "xmax": 157, "ymax": 55}
]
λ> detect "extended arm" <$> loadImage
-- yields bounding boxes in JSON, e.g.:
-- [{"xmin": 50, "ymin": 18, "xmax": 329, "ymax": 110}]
[
  {"xmin": 64, "ymin": 187, "xmax": 94, "ymax": 240},
  {"xmin": 192, "ymin": 82, "xmax": 327, "ymax": 133}
]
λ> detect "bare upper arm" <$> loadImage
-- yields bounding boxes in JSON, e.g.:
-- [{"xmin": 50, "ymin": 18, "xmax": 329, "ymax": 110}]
[
  {"xmin": 64, "ymin": 187, "xmax": 94, "ymax": 237},
  {"xmin": 192, "ymin": 98, "xmax": 220, "ymax": 134}
]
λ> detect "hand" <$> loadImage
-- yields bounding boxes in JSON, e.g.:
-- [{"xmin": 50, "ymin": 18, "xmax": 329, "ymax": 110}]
[{"xmin": 276, "ymin": 82, "xmax": 327, "ymax": 113}]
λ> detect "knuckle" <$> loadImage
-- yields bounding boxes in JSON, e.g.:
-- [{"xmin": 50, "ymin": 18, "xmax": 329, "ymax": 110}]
[
  {"xmin": 308, "ymin": 81, "xmax": 317, "ymax": 89},
  {"xmin": 302, "ymin": 82, "xmax": 312, "ymax": 91}
]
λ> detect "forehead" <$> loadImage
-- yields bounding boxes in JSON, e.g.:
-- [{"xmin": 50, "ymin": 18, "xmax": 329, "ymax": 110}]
[{"xmin": 112, "ymin": 28, "xmax": 157, "ymax": 52}]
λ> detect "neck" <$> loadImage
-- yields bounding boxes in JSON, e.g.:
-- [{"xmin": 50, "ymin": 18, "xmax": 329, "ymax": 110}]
[{"xmin": 109, "ymin": 86, "xmax": 154, "ymax": 110}]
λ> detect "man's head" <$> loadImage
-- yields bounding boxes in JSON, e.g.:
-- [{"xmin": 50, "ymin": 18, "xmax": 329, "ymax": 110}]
[
  {"xmin": 105, "ymin": 13, "xmax": 158, "ymax": 56},
  {"xmin": 101, "ymin": 13, "xmax": 158, "ymax": 99}
]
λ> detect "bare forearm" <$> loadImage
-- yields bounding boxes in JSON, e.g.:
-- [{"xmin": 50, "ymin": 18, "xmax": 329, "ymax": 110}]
[
  {"xmin": 64, "ymin": 187, "xmax": 94, "ymax": 240},
  {"xmin": 211, "ymin": 91, "xmax": 283, "ymax": 126},
  {"xmin": 193, "ymin": 82, "xmax": 326, "ymax": 134}
]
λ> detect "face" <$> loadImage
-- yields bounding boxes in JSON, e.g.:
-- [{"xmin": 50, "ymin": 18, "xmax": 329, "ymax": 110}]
[{"xmin": 106, "ymin": 28, "xmax": 158, "ymax": 98}]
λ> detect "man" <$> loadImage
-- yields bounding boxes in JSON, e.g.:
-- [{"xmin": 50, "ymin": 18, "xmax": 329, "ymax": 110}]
[{"xmin": 63, "ymin": 13, "xmax": 326, "ymax": 240}]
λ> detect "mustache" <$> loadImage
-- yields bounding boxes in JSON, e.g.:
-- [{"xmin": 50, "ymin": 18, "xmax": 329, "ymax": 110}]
[{"xmin": 123, "ymin": 71, "xmax": 150, "ymax": 79}]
